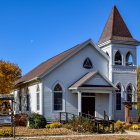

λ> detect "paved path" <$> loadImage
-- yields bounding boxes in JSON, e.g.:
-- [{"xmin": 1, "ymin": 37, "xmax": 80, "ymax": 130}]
[{"xmin": 0, "ymin": 131, "xmax": 140, "ymax": 140}]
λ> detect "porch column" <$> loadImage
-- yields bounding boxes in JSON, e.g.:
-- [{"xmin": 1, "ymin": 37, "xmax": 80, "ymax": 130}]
[
  {"xmin": 78, "ymin": 91, "xmax": 82, "ymax": 115},
  {"xmin": 109, "ymin": 93, "xmax": 113, "ymax": 120}
]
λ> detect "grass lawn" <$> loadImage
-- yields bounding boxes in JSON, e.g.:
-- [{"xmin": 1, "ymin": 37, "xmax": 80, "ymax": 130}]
[
  {"xmin": 0, "ymin": 126, "xmax": 82, "ymax": 136},
  {"xmin": 1, "ymin": 126, "xmax": 140, "ymax": 140}
]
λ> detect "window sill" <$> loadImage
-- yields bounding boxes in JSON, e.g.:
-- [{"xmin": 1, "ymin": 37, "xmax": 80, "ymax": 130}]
[{"xmin": 52, "ymin": 110, "xmax": 64, "ymax": 113}]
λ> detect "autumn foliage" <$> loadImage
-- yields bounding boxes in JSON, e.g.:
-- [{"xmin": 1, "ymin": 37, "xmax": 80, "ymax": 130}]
[
  {"xmin": 0, "ymin": 60, "xmax": 21, "ymax": 111},
  {"xmin": 0, "ymin": 59, "xmax": 21, "ymax": 94}
]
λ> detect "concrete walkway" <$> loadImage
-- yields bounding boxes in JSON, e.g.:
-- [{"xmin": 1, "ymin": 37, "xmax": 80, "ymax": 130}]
[{"xmin": 0, "ymin": 131, "xmax": 140, "ymax": 140}]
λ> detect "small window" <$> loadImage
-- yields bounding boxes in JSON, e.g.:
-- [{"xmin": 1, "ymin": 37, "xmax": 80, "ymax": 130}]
[
  {"xmin": 116, "ymin": 84, "xmax": 121, "ymax": 110},
  {"xmin": 53, "ymin": 84, "xmax": 63, "ymax": 111},
  {"xmin": 114, "ymin": 51, "xmax": 122, "ymax": 65},
  {"xmin": 36, "ymin": 92, "xmax": 40, "ymax": 110},
  {"xmin": 36, "ymin": 85, "xmax": 40, "ymax": 111},
  {"xmin": 26, "ymin": 89, "xmax": 30, "ymax": 111},
  {"xmin": 83, "ymin": 58, "xmax": 92, "ymax": 69},
  {"xmin": 126, "ymin": 52, "xmax": 133, "ymax": 66},
  {"xmin": 19, "ymin": 92, "xmax": 22, "ymax": 111}
]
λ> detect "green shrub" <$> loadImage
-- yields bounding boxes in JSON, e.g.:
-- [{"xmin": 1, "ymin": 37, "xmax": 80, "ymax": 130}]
[
  {"xmin": 46, "ymin": 122, "xmax": 62, "ymax": 128},
  {"xmin": 27, "ymin": 113, "xmax": 47, "ymax": 129},
  {"xmin": 0, "ymin": 130, "xmax": 12, "ymax": 137},
  {"xmin": 68, "ymin": 116, "xmax": 95, "ymax": 133}
]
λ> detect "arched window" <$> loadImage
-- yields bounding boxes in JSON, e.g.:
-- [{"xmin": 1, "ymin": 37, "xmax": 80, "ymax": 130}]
[
  {"xmin": 26, "ymin": 88, "xmax": 30, "ymax": 111},
  {"xmin": 36, "ymin": 85, "xmax": 40, "ymax": 111},
  {"xmin": 127, "ymin": 85, "xmax": 132, "ymax": 110},
  {"xmin": 116, "ymin": 84, "xmax": 121, "ymax": 110},
  {"xmin": 126, "ymin": 52, "xmax": 133, "ymax": 66},
  {"xmin": 53, "ymin": 84, "xmax": 63, "ymax": 111},
  {"xmin": 127, "ymin": 85, "xmax": 132, "ymax": 102},
  {"xmin": 83, "ymin": 58, "xmax": 92, "ymax": 69},
  {"xmin": 114, "ymin": 51, "xmax": 122, "ymax": 65}
]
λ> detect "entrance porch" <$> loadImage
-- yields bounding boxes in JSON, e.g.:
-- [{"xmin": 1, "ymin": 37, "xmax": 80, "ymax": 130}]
[
  {"xmin": 77, "ymin": 91, "xmax": 113, "ymax": 120},
  {"xmin": 69, "ymin": 71, "xmax": 117, "ymax": 120}
]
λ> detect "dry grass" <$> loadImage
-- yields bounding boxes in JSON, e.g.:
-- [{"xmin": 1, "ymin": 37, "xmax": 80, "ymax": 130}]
[
  {"xmin": 0, "ymin": 126, "xmax": 82, "ymax": 136},
  {"xmin": 0, "ymin": 126, "xmax": 140, "ymax": 140}
]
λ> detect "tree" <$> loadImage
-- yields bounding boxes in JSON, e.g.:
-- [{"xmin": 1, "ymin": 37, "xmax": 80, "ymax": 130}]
[
  {"xmin": 0, "ymin": 60, "xmax": 21, "ymax": 94},
  {"xmin": 0, "ymin": 60, "xmax": 21, "ymax": 111}
]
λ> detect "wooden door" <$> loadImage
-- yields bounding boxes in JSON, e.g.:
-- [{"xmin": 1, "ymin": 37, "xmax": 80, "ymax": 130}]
[{"xmin": 82, "ymin": 97, "xmax": 95, "ymax": 116}]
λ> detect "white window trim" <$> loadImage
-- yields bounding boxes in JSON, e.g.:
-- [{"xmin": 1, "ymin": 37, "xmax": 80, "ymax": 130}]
[
  {"xmin": 36, "ymin": 85, "xmax": 40, "ymax": 111},
  {"xmin": 52, "ymin": 82, "xmax": 65, "ymax": 113},
  {"xmin": 36, "ymin": 92, "xmax": 40, "ymax": 111},
  {"xmin": 115, "ymin": 83, "xmax": 122, "ymax": 111},
  {"xmin": 116, "ymin": 91, "xmax": 121, "ymax": 111}
]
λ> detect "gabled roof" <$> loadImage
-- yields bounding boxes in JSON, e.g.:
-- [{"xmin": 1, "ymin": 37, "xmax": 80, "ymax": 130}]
[
  {"xmin": 15, "ymin": 40, "xmax": 89, "ymax": 85},
  {"xmin": 69, "ymin": 71, "xmax": 116, "ymax": 90},
  {"xmin": 69, "ymin": 71, "xmax": 97, "ymax": 89},
  {"xmin": 15, "ymin": 39, "xmax": 109, "ymax": 86},
  {"xmin": 98, "ymin": 5, "xmax": 140, "ymax": 44}
]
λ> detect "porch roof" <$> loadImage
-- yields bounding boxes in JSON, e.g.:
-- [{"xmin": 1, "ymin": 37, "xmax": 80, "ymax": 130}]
[{"xmin": 69, "ymin": 71, "xmax": 117, "ymax": 91}]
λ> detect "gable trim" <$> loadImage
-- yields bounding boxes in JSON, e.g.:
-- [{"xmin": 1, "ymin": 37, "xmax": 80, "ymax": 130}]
[
  {"xmin": 69, "ymin": 71, "xmax": 117, "ymax": 90},
  {"xmin": 40, "ymin": 39, "xmax": 109, "ymax": 79}
]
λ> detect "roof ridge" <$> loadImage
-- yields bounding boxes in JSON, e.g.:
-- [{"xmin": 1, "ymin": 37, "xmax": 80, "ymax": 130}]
[
  {"xmin": 69, "ymin": 71, "xmax": 98, "ymax": 89},
  {"xmin": 15, "ymin": 39, "xmax": 90, "ymax": 85}
]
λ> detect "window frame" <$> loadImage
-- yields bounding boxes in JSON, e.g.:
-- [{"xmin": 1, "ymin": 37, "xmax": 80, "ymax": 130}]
[
  {"xmin": 36, "ymin": 92, "xmax": 40, "ymax": 111},
  {"xmin": 26, "ymin": 88, "xmax": 30, "ymax": 111},
  {"xmin": 52, "ymin": 83, "xmax": 64, "ymax": 112},
  {"xmin": 127, "ymin": 85, "xmax": 133, "ymax": 110},
  {"xmin": 83, "ymin": 57, "xmax": 93, "ymax": 69},
  {"xmin": 36, "ymin": 85, "xmax": 40, "ymax": 111},
  {"xmin": 127, "ymin": 85, "xmax": 132, "ymax": 102},
  {"xmin": 126, "ymin": 52, "xmax": 133, "ymax": 66},
  {"xmin": 114, "ymin": 51, "xmax": 122, "ymax": 65},
  {"xmin": 116, "ymin": 84, "xmax": 121, "ymax": 110},
  {"xmin": 19, "ymin": 92, "xmax": 22, "ymax": 111}
]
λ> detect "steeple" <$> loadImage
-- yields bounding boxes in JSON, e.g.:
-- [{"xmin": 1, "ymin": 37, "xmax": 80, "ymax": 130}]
[{"xmin": 98, "ymin": 5, "xmax": 139, "ymax": 44}]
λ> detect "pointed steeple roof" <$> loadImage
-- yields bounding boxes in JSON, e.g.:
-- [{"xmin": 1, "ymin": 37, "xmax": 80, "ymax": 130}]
[{"xmin": 98, "ymin": 5, "xmax": 140, "ymax": 44}]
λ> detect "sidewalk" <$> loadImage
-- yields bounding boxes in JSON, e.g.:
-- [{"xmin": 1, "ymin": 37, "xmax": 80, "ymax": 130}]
[{"xmin": 1, "ymin": 131, "xmax": 140, "ymax": 140}]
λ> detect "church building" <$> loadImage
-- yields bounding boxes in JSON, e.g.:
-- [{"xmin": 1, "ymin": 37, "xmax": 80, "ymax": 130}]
[{"xmin": 12, "ymin": 5, "xmax": 139, "ymax": 121}]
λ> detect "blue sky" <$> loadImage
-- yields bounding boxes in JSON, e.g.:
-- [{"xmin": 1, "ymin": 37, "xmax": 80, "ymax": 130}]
[{"xmin": 0, "ymin": 0, "xmax": 140, "ymax": 75}]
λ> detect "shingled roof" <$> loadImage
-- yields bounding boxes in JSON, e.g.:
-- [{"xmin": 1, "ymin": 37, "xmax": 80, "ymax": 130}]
[
  {"xmin": 15, "ymin": 40, "xmax": 89, "ymax": 85},
  {"xmin": 98, "ymin": 5, "xmax": 140, "ymax": 44},
  {"xmin": 69, "ymin": 71, "xmax": 116, "ymax": 90},
  {"xmin": 69, "ymin": 71, "xmax": 98, "ymax": 89}
]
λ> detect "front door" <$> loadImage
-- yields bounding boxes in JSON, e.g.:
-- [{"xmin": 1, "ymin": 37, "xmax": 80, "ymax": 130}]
[{"xmin": 82, "ymin": 97, "xmax": 95, "ymax": 116}]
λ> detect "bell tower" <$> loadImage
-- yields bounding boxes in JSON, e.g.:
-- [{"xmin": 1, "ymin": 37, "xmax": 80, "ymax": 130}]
[{"xmin": 98, "ymin": 5, "xmax": 140, "ymax": 120}]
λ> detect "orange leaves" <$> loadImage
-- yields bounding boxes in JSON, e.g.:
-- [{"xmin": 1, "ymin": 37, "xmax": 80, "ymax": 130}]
[
  {"xmin": 0, "ymin": 60, "xmax": 21, "ymax": 111},
  {"xmin": 0, "ymin": 59, "xmax": 21, "ymax": 94}
]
